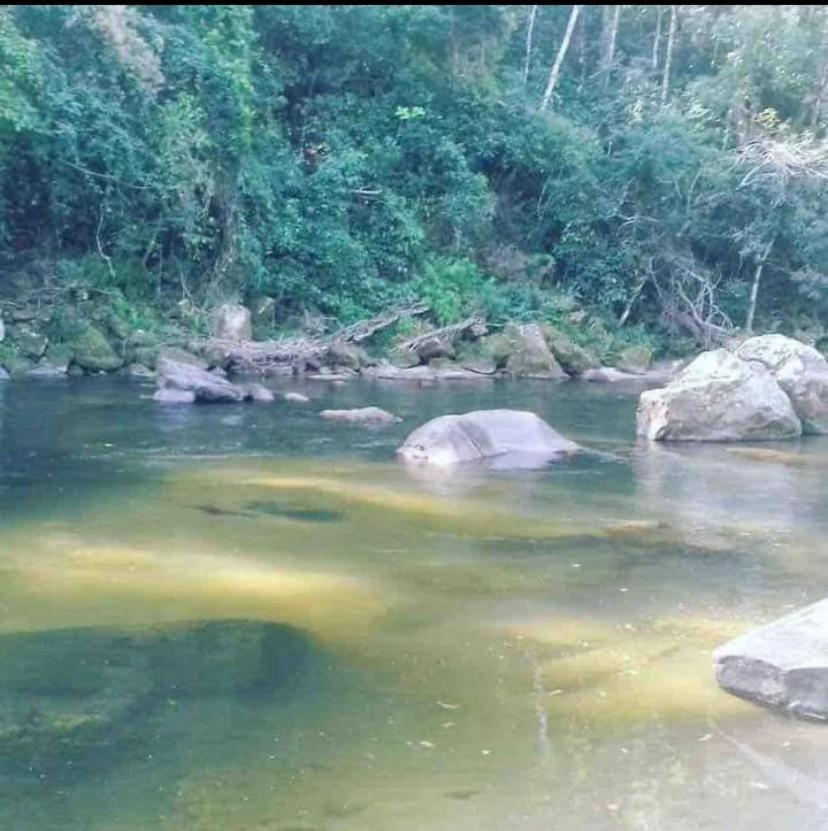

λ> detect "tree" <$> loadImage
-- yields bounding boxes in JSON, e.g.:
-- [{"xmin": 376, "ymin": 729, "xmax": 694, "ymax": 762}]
[{"xmin": 539, "ymin": 5, "xmax": 582, "ymax": 111}]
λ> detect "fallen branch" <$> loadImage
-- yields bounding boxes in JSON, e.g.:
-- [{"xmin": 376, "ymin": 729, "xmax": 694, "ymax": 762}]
[
  {"xmin": 397, "ymin": 315, "xmax": 486, "ymax": 352},
  {"xmin": 194, "ymin": 302, "xmax": 431, "ymax": 374}
]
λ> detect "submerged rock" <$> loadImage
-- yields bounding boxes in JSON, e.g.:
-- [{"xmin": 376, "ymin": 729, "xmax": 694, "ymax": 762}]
[
  {"xmin": 284, "ymin": 391, "xmax": 310, "ymax": 403},
  {"xmin": 0, "ymin": 620, "xmax": 313, "ymax": 775},
  {"xmin": 714, "ymin": 599, "xmax": 828, "ymax": 720},
  {"xmin": 319, "ymin": 406, "xmax": 399, "ymax": 425},
  {"xmin": 636, "ymin": 349, "xmax": 801, "ymax": 441},
  {"xmin": 397, "ymin": 409, "xmax": 579, "ymax": 467},
  {"xmin": 736, "ymin": 334, "xmax": 828, "ymax": 434}
]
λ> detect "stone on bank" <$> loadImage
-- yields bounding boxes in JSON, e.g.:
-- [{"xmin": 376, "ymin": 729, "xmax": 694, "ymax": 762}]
[
  {"xmin": 636, "ymin": 348, "xmax": 801, "ymax": 441},
  {"xmin": 714, "ymin": 599, "xmax": 828, "ymax": 720}
]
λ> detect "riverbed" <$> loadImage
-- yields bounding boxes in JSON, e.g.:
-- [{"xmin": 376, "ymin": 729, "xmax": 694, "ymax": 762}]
[{"xmin": 2, "ymin": 375, "xmax": 828, "ymax": 830}]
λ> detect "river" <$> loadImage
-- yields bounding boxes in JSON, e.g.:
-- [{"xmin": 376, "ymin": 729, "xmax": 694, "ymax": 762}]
[{"xmin": 2, "ymin": 375, "xmax": 828, "ymax": 830}]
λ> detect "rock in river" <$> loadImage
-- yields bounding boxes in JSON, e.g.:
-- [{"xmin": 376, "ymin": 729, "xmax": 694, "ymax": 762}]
[
  {"xmin": 714, "ymin": 599, "xmax": 828, "ymax": 720},
  {"xmin": 319, "ymin": 407, "xmax": 399, "ymax": 425},
  {"xmin": 157, "ymin": 358, "xmax": 245, "ymax": 403},
  {"xmin": 636, "ymin": 349, "xmax": 801, "ymax": 441},
  {"xmin": 397, "ymin": 409, "xmax": 579, "ymax": 467}
]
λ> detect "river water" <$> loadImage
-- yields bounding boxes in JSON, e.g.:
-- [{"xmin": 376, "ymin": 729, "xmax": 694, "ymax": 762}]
[{"xmin": 2, "ymin": 375, "xmax": 828, "ymax": 830}]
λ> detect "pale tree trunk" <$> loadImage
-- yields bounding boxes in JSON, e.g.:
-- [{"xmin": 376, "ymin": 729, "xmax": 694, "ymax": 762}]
[
  {"xmin": 660, "ymin": 5, "xmax": 678, "ymax": 107},
  {"xmin": 652, "ymin": 6, "xmax": 663, "ymax": 70},
  {"xmin": 540, "ymin": 4, "xmax": 582, "ymax": 111},
  {"xmin": 745, "ymin": 240, "xmax": 773, "ymax": 333},
  {"xmin": 811, "ymin": 11, "xmax": 828, "ymax": 129},
  {"xmin": 602, "ymin": 5, "xmax": 622, "ymax": 90},
  {"xmin": 523, "ymin": 5, "xmax": 539, "ymax": 85}
]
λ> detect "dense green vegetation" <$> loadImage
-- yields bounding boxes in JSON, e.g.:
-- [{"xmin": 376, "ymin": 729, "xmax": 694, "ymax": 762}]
[{"xmin": 2, "ymin": 5, "xmax": 828, "ymax": 362}]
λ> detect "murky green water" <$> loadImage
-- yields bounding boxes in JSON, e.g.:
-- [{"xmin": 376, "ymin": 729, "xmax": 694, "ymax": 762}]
[{"xmin": 2, "ymin": 375, "xmax": 828, "ymax": 830}]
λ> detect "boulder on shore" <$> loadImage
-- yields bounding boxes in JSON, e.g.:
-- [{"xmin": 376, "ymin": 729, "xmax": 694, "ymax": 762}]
[
  {"xmin": 636, "ymin": 349, "xmax": 801, "ymax": 442},
  {"xmin": 714, "ymin": 599, "xmax": 828, "ymax": 720},
  {"xmin": 212, "ymin": 304, "xmax": 252, "ymax": 341},
  {"xmin": 319, "ymin": 407, "xmax": 399, "ymax": 426},
  {"xmin": 504, "ymin": 323, "xmax": 567, "ymax": 380},
  {"xmin": 736, "ymin": 334, "xmax": 828, "ymax": 434},
  {"xmin": 397, "ymin": 409, "xmax": 579, "ymax": 468}
]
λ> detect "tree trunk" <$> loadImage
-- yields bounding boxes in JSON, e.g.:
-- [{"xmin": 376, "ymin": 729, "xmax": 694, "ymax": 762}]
[
  {"xmin": 539, "ymin": 5, "xmax": 582, "ymax": 111},
  {"xmin": 602, "ymin": 5, "xmax": 622, "ymax": 90},
  {"xmin": 811, "ymin": 12, "xmax": 828, "ymax": 129},
  {"xmin": 660, "ymin": 5, "xmax": 678, "ymax": 107},
  {"xmin": 652, "ymin": 6, "xmax": 663, "ymax": 70},
  {"xmin": 523, "ymin": 5, "xmax": 538, "ymax": 85},
  {"xmin": 745, "ymin": 241, "xmax": 773, "ymax": 333}
]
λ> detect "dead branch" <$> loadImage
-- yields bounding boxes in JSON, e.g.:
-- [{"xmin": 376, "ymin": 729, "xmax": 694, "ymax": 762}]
[
  {"xmin": 194, "ymin": 302, "xmax": 431, "ymax": 374},
  {"xmin": 397, "ymin": 315, "xmax": 485, "ymax": 353}
]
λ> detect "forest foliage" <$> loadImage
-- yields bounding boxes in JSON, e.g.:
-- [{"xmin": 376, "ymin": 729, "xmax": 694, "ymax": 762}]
[{"xmin": 2, "ymin": 5, "xmax": 828, "ymax": 349}]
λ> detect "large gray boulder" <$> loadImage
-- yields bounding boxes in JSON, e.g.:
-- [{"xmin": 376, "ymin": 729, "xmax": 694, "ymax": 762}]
[
  {"xmin": 157, "ymin": 357, "xmax": 245, "ymax": 403},
  {"xmin": 736, "ymin": 334, "xmax": 828, "ymax": 434},
  {"xmin": 212, "ymin": 304, "xmax": 252, "ymax": 341},
  {"xmin": 714, "ymin": 599, "xmax": 828, "ymax": 720},
  {"xmin": 636, "ymin": 349, "xmax": 801, "ymax": 441},
  {"xmin": 397, "ymin": 409, "xmax": 579, "ymax": 468}
]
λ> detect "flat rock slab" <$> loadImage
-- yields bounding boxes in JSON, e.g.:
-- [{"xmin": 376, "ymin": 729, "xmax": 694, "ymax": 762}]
[
  {"xmin": 714, "ymin": 599, "xmax": 828, "ymax": 720},
  {"xmin": 362, "ymin": 363, "xmax": 493, "ymax": 382},
  {"xmin": 319, "ymin": 407, "xmax": 399, "ymax": 425}
]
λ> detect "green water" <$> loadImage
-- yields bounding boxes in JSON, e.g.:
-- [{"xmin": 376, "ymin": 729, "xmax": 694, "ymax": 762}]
[{"xmin": 2, "ymin": 375, "xmax": 828, "ymax": 830}]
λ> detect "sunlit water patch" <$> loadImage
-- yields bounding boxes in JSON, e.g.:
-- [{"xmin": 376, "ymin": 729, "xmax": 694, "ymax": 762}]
[{"xmin": 2, "ymin": 377, "xmax": 828, "ymax": 829}]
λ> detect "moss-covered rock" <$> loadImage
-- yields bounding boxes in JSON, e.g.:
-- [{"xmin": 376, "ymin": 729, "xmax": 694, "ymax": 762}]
[
  {"xmin": 456, "ymin": 338, "xmax": 505, "ymax": 374},
  {"xmin": 5, "ymin": 356, "xmax": 34, "ymax": 379},
  {"xmin": 388, "ymin": 345, "xmax": 421, "ymax": 368},
  {"xmin": 326, "ymin": 341, "xmax": 368, "ymax": 370},
  {"xmin": 13, "ymin": 326, "xmax": 49, "ymax": 360},
  {"xmin": 157, "ymin": 346, "xmax": 206, "ymax": 369},
  {"xmin": 616, "ymin": 344, "xmax": 653, "ymax": 374},
  {"xmin": 72, "ymin": 326, "xmax": 123, "ymax": 373},
  {"xmin": 504, "ymin": 323, "xmax": 566, "ymax": 379},
  {"xmin": 542, "ymin": 325, "xmax": 600, "ymax": 375}
]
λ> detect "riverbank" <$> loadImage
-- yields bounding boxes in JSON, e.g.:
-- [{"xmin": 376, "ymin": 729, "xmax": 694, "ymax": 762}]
[{"xmin": 0, "ymin": 289, "xmax": 685, "ymax": 386}]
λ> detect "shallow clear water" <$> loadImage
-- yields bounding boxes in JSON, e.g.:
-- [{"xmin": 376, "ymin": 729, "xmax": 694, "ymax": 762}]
[{"xmin": 2, "ymin": 375, "xmax": 828, "ymax": 830}]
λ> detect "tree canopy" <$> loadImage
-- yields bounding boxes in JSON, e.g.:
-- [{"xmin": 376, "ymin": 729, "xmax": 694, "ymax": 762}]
[{"xmin": 2, "ymin": 5, "xmax": 828, "ymax": 346}]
